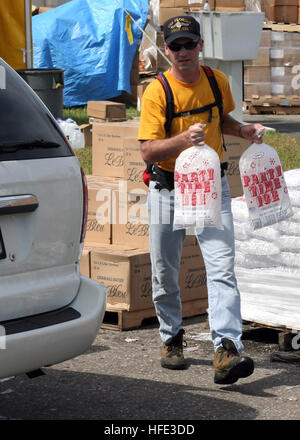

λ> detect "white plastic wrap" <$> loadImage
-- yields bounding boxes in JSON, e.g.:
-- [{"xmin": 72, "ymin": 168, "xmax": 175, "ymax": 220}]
[
  {"xmin": 284, "ymin": 169, "xmax": 300, "ymax": 189},
  {"xmin": 291, "ymin": 209, "xmax": 300, "ymax": 223},
  {"xmin": 56, "ymin": 118, "xmax": 84, "ymax": 149},
  {"xmin": 231, "ymin": 197, "xmax": 249, "ymax": 223},
  {"xmin": 235, "ymin": 237, "xmax": 279, "ymax": 256},
  {"xmin": 173, "ymin": 144, "xmax": 222, "ymax": 231},
  {"xmin": 250, "ymin": 225, "xmax": 281, "ymax": 242},
  {"xmin": 278, "ymin": 235, "xmax": 300, "ymax": 252},
  {"xmin": 239, "ymin": 143, "xmax": 293, "ymax": 230},
  {"xmin": 287, "ymin": 189, "xmax": 300, "ymax": 207},
  {"xmin": 236, "ymin": 267, "xmax": 300, "ymax": 330},
  {"xmin": 233, "ymin": 170, "xmax": 300, "ymax": 330},
  {"xmin": 235, "ymin": 251, "xmax": 277, "ymax": 269},
  {"xmin": 233, "ymin": 221, "xmax": 251, "ymax": 241},
  {"xmin": 276, "ymin": 219, "xmax": 300, "ymax": 236},
  {"xmin": 271, "ymin": 252, "xmax": 300, "ymax": 269}
]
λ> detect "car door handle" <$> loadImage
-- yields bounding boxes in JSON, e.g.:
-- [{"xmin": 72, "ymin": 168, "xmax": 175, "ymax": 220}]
[{"xmin": 0, "ymin": 195, "xmax": 39, "ymax": 215}]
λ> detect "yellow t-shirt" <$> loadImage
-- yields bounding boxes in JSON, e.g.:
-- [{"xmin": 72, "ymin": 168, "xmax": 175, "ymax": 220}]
[{"xmin": 138, "ymin": 67, "xmax": 235, "ymax": 172}]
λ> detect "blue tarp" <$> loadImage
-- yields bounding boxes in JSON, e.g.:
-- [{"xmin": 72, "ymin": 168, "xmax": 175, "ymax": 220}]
[{"xmin": 32, "ymin": 0, "xmax": 148, "ymax": 107}]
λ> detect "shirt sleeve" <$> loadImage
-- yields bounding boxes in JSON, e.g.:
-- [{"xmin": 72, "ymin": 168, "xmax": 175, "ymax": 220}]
[{"xmin": 138, "ymin": 80, "xmax": 167, "ymax": 141}]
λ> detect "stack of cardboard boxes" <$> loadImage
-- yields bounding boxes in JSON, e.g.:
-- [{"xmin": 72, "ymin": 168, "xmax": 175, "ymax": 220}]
[
  {"xmin": 270, "ymin": 30, "xmax": 300, "ymax": 96},
  {"xmin": 244, "ymin": 30, "xmax": 272, "ymax": 100},
  {"xmin": 214, "ymin": 0, "xmax": 245, "ymax": 11},
  {"xmin": 155, "ymin": 0, "xmax": 215, "ymax": 27},
  {"xmin": 244, "ymin": 28, "xmax": 300, "ymax": 101},
  {"xmin": 261, "ymin": 0, "xmax": 299, "ymax": 24},
  {"xmin": 151, "ymin": 0, "xmax": 247, "ymax": 28}
]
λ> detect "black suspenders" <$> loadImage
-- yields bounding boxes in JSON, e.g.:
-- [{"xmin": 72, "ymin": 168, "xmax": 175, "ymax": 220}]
[{"xmin": 156, "ymin": 66, "xmax": 224, "ymax": 140}]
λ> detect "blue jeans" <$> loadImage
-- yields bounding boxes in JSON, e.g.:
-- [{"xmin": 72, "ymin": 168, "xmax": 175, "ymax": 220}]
[{"xmin": 148, "ymin": 176, "xmax": 244, "ymax": 353}]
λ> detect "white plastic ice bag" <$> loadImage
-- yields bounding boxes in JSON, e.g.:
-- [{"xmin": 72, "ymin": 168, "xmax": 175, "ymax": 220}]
[
  {"xmin": 173, "ymin": 144, "xmax": 222, "ymax": 231},
  {"xmin": 239, "ymin": 142, "xmax": 293, "ymax": 230}
]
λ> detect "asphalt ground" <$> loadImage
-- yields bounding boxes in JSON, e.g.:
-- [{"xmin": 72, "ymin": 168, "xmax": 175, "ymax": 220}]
[
  {"xmin": 243, "ymin": 114, "xmax": 300, "ymax": 139},
  {"xmin": 0, "ymin": 315, "xmax": 299, "ymax": 425}
]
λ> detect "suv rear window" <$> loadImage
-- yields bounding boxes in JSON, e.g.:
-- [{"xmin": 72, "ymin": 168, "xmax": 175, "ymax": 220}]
[{"xmin": 0, "ymin": 59, "xmax": 73, "ymax": 161}]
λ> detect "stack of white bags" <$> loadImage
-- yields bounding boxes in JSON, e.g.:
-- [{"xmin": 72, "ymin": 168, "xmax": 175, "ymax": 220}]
[
  {"xmin": 233, "ymin": 168, "xmax": 300, "ymax": 273},
  {"xmin": 232, "ymin": 169, "xmax": 300, "ymax": 330}
]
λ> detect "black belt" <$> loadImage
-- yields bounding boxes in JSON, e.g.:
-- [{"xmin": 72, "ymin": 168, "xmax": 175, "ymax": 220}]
[{"xmin": 151, "ymin": 162, "xmax": 228, "ymax": 191}]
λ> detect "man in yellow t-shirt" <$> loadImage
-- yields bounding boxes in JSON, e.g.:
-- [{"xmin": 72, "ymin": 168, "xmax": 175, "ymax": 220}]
[{"xmin": 138, "ymin": 15, "xmax": 264, "ymax": 385}]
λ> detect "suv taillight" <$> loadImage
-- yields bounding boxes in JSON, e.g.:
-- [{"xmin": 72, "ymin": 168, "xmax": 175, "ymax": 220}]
[{"xmin": 80, "ymin": 167, "xmax": 88, "ymax": 244}]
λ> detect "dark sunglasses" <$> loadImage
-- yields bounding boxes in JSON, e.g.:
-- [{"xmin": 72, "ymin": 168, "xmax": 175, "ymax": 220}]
[{"xmin": 168, "ymin": 40, "xmax": 199, "ymax": 52}]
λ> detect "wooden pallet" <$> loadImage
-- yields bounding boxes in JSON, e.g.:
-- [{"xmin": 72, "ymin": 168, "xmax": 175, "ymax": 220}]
[
  {"xmin": 250, "ymin": 95, "xmax": 300, "ymax": 106},
  {"xmin": 249, "ymin": 105, "xmax": 300, "ymax": 115},
  {"xmin": 243, "ymin": 320, "xmax": 299, "ymax": 333},
  {"xmin": 248, "ymin": 96, "xmax": 300, "ymax": 114},
  {"xmin": 263, "ymin": 23, "xmax": 300, "ymax": 32},
  {"xmin": 89, "ymin": 117, "xmax": 128, "ymax": 123},
  {"xmin": 101, "ymin": 298, "xmax": 208, "ymax": 331},
  {"xmin": 243, "ymin": 320, "xmax": 300, "ymax": 350}
]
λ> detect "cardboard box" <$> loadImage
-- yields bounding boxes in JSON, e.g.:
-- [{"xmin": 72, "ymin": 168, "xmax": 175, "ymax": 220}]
[
  {"xmin": 79, "ymin": 248, "xmax": 91, "ymax": 278},
  {"xmin": 123, "ymin": 137, "xmax": 147, "ymax": 192},
  {"xmin": 298, "ymin": 6, "xmax": 300, "ymax": 24},
  {"xmin": 92, "ymin": 120, "xmax": 139, "ymax": 178},
  {"xmin": 79, "ymin": 123, "xmax": 92, "ymax": 147},
  {"xmin": 160, "ymin": 0, "xmax": 189, "ymax": 6},
  {"xmin": 262, "ymin": 0, "xmax": 298, "ymax": 21},
  {"xmin": 244, "ymin": 66, "xmax": 271, "ymax": 83},
  {"xmin": 244, "ymin": 48, "xmax": 270, "ymax": 66},
  {"xmin": 215, "ymin": 0, "xmax": 244, "ymax": 5},
  {"xmin": 87, "ymin": 101, "xmax": 126, "ymax": 120},
  {"xmin": 262, "ymin": 6, "xmax": 276, "ymax": 21},
  {"xmin": 156, "ymin": 32, "xmax": 173, "ymax": 72},
  {"xmin": 260, "ymin": 30, "xmax": 272, "ymax": 47},
  {"xmin": 261, "ymin": 0, "xmax": 276, "ymax": 21},
  {"xmin": 244, "ymin": 82, "xmax": 271, "ymax": 99},
  {"xmin": 90, "ymin": 242, "xmax": 207, "ymax": 311},
  {"xmin": 112, "ymin": 189, "xmax": 150, "ymax": 249},
  {"xmin": 188, "ymin": 0, "xmax": 215, "ymax": 9},
  {"xmin": 90, "ymin": 244, "xmax": 153, "ymax": 311},
  {"xmin": 271, "ymin": 65, "xmax": 297, "ymax": 82},
  {"xmin": 112, "ymin": 186, "xmax": 198, "ymax": 249},
  {"xmin": 275, "ymin": 0, "xmax": 298, "ymax": 4},
  {"xmin": 159, "ymin": 7, "xmax": 187, "ymax": 25},
  {"xmin": 275, "ymin": 5, "xmax": 298, "ymax": 22},
  {"xmin": 38, "ymin": 6, "xmax": 53, "ymax": 13},
  {"xmin": 137, "ymin": 79, "xmax": 154, "ymax": 111},
  {"xmin": 271, "ymin": 83, "xmax": 300, "ymax": 95},
  {"xmin": 270, "ymin": 47, "xmax": 300, "ymax": 66},
  {"xmin": 86, "ymin": 175, "xmax": 121, "ymax": 244},
  {"xmin": 215, "ymin": 0, "xmax": 244, "ymax": 9},
  {"xmin": 222, "ymin": 135, "xmax": 251, "ymax": 198},
  {"xmin": 179, "ymin": 244, "xmax": 207, "ymax": 302},
  {"xmin": 271, "ymin": 30, "xmax": 300, "ymax": 47}
]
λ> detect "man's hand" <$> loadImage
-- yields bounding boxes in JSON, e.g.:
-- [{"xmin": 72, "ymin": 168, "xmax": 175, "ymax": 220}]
[
  {"xmin": 240, "ymin": 123, "xmax": 265, "ymax": 144},
  {"xmin": 186, "ymin": 123, "xmax": 206, "ymax": 146}
]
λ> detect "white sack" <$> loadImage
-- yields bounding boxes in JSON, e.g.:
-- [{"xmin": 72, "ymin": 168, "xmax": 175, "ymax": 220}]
[
  {"xmin": 173, "ymin": 144, "xmax": 222, "ymax": 231},
  {"xmin": 239, "ymin": 142, "xmax": 293, "ymax": 230}
]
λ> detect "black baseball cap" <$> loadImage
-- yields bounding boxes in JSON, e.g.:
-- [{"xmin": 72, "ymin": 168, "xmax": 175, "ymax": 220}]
[{"xmin": 163, "ymin": 16, "xmax": 201, "ymax": 46}]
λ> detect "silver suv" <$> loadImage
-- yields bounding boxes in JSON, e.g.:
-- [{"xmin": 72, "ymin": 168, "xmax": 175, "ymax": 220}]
[{"xmin": 0, "ymin": 58, "xmax": 107, "ymax": 379}]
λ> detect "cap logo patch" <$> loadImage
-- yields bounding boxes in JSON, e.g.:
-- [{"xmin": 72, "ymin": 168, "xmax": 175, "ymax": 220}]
[{"xmin": 168, "ymin": 18, "xmax": 191, "ymax": 31}]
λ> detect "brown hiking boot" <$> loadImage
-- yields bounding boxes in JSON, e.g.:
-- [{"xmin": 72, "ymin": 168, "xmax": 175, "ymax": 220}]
[
  {"xmin": 161, "ymin": 329, "xmax": 186, "ymax": 370},
  {"xmin": 214, "ymin": 338, "xmax": 254, "ymax": 385}
]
